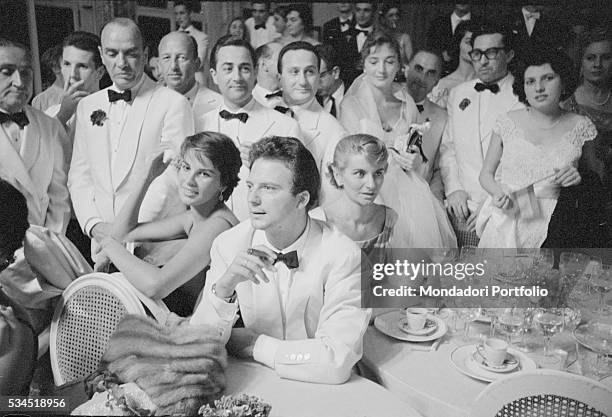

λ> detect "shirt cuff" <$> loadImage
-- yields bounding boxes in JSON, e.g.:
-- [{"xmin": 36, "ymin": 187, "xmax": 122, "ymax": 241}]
[
  {"xmin": 253, "ymin": 334, "xmax": 281, "ymax": 369},
  {"xmin": 84, "ymin": 218, "xmax": 103, "ymax": 238}
]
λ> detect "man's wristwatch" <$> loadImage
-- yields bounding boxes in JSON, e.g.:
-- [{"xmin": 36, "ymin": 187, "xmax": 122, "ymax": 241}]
[{"xmin": 211, "ymin": 282, "xmax": 237, "ymax": 303}]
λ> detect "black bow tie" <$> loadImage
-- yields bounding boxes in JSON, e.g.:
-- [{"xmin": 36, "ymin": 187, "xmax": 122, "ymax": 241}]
[
  {"xmin": 274, "ymin": 106, "xmax": 294, "ymax": 117},
  {"xmin": 265, "ymin": 90, "xmax": 283, "ymax": 99},
  {"xmin": 254, "ymin": 23, "xmax": 266, "ymax": 30},
  {"xmin": 474, "ymin": 82, "xmax": 500, "ymax": 94},
  {"xmin": 355, "ymin": 28, "xmax": 371, "ymax": 36},
  {"xmin": 274, "ymin": 250, "xmax": 299, "ymax": 269},
  {"xmin": 316, "ymin": 95, "xmax": 337, "ymax": 117},
  {"xmin": 0, "ymin": 111, "xmax": 29, "ymax": 129},
  {"xmin": 219, "ymin": 109, "xmax": 249, "ymax": 123},
  {"xmin": 108, "ymin": 89, "xmax": 132, "ymax": 102},
  {"xmin": 416, "ymin": 104, "xmax": 424, "ymax": 113}
]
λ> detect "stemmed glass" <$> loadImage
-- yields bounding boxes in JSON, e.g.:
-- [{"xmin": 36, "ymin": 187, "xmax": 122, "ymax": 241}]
[
  {"xmin": 497, "ymin": 308, "xmax": 525, "ymax": 344},
  {"xmin": 456, "ymin": 307, "xmax": 482, "ymax": 343},
  {"xmin": 533, "ymin": 308, "xmax": 565, "ymax": 365},
  {"xmin": 591, "ymin": 267, "xmax": 612, "ymax": 314},
  {"xmin": 515, "ymin": 308, "xmax": 535, "ymax": 352}
]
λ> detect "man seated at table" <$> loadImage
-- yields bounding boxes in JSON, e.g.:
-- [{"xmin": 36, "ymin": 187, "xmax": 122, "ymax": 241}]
[{"xmin": 190, "ymin": 136, "xmax": 370, "ymax": 384}]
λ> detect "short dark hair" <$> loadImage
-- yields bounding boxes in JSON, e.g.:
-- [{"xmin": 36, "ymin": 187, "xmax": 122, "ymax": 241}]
[
  {"xmin": 0, "ymin": 179, "xmax": 29, "ymax": 260},
  {"xmin": 278, "ymin": 41, "xmax": 320, "ymax": 74},
  {"xmin": 0, "ymin": 38, "xmax": 32, "ymax": 63},
  {"xmin": 315, "ymin": 43, "xmax": 340, "ymax": 71},
  {"xmin": 360, "ymin": 30, "xmax": 401, "ymax": 65},
  {"xmin": 449, "ymin": 20, "xmax": 480, "ymax": 64},
  {"xmin": 286, "ymin": 4, "xmax": 313, "ymax": 32},
  {"xmin": 471, "ymin": 20, "xmax": 514, "ymax": 53},
  {"xmin": 209, "ymin": 35, "xmax": 256, "ymax": 71},
  {"xmin": 62, "ymin": 31, "xmax": 103, "ymax": 68},
  {"xmin": 512, "ymin": 44, "xmax": 577, "ymax": 105},
  {"xmin": 180, "ymin": 132, "xmax": 242, "ymax": 202},
  {"xmin": 273, "ymin": 5, "xmax": 289, "ymax": 19},
  {"xmin": 249, "ymin": 136, "xmax": 320, "ymax": 210},
  {"xmin": 173, "ymin": 0, "xmax": 194, "ymax": 13},
  {"xmin": 409, "ymin": 48, "xmax": 444, "ymax": 73}
]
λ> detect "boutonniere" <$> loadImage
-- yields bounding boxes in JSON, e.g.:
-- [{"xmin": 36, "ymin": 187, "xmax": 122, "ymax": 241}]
[
  {"xmin": 459, "ymin": 98, "xmax": 471, "ymax": 111},
  {"xmin": 90, "ymin": 109, "xmax": 108, "ymax": 126}
]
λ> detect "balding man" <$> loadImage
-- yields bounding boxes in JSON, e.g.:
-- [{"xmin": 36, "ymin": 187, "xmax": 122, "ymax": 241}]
[
  {"xmin": 68, "ymin": 18, "xmax": 194, "ymax": 264},
  {"xmin": 252, "ymin": 42, "xmax": 283, "ymax": 108}
]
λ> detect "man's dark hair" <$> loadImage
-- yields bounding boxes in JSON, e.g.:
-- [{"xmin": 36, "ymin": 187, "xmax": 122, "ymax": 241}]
[
  {"xmin": 512, "ymin": 44, "xmax": 577, "ymax": 105},
  {"xmin": 277, "ymin": 41, "xmax": 320, "ymax": 74},
  {"xmin": 249, "ymin": 136, "xmax": 320, "ymax": 210},
  {"xmin": 315, "ymin": 43, "xmax": 340, "ymax": 72},
  {"xmin": 409, "ymin": 48, "xmax": 444, "ymax": 72},
  {"xmin": 286, "ymin": 4, "xmax": 313, "ymax": 32},
  {"xmin": 0, "ymin": 179, "xmax": 29, "ymax": 261},
  {"xmin": 471, "ymin": 20, "xmax": 514, "ymax": 53},
  {"xmin": 173, "ymin": 0, "xmax": 194, "ymax": 13},
  {"xmin": 209, "ymin": 35, "xmax": 256, "ymax": 71},
  {"xmin": 62, "ymin": 31, "xmax": 103, "ymax": 68}
]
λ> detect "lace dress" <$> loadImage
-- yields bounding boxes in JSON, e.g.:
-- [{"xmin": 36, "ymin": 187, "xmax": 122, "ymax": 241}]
[{"xmin": 476, "ymin": 114, "xmax": 597, "ymax": 248}]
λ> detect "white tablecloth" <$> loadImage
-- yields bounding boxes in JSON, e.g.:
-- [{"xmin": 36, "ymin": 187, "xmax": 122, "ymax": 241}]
[{"xmin": 226, "ymin": 359, "xmax": 424, "ymax": 417}]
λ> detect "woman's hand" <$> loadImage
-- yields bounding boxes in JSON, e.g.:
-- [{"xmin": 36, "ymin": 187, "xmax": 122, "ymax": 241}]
[
  {"xmin": 493, "ymin": 191, "xmax": 513, "ymax": 210},
  {"xmin": 554, "ymin": 166, "xmax": 581, "ymax": 187},
  {"xmin": 144, "ymin": 143, "xmax": 174, "ymax": 181},
  {"xmin": 391, "ymin": 146, "xmax": 422, "ymax": 172}
]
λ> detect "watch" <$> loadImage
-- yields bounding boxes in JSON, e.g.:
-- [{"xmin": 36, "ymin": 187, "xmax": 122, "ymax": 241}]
[{"xmin": 212, "ymin": 282, "xmax": 237, "ymax": 303}]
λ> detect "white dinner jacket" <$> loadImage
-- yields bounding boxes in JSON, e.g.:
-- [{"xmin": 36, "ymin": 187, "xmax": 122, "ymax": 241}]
[
  {"xmin": 196, "ymin": 99, "xmax": 301, "ymax": 220},
  {"xmin": 68, "ymin": 76, "xmax": 194, "ymax": 236},
  {"xmin": 190, "ymin": 218, "xmax": 371, "ymax": 384},
  {"xmin": 439, "ymin": 75, "xmax": 522, "ymax": 210},
  {"xmin": 192, "ymin": 84, "xmax": 222, "ymax": 118},
  {"xmin": 419, "ymin": 98, "xmax": 447, "ymax": 201},
  {"xmin": 0, "ymin": 106, "xmax": 70, "ymax": 233}
]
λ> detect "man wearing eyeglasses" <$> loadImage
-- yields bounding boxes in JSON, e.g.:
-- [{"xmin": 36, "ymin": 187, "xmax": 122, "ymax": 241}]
[{"xmin": 439, "ymin": 22, "xmax": 523, "ymax": 247}]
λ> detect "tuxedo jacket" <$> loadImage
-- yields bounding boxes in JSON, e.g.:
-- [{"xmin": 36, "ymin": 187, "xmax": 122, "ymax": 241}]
[
  {"xmin": 506, "ymin": 11, "xmax": 571, "ymax": 54},
  {"xmin": 322, "ymin": 16, "xmax": 360, "ymax": 87},
  {"xmin": 192, "ymin": 85, "xmax": 223, "ymax": 119},
  {"xmin": 190, "ymin": 218, "xmax": 370, "ymax": 384},
  {"xmin": 439, "ymin": 75, "xmax": 522, "ymax": 211},
  {"xmin": 196, "ymin": 99, "xmax": 300, "ymax": 220},
  {"xmin": 69, "ymin": 76, "xmax": 194, "ymax": 237},
  {"xmin": 418, "ymin": 98, "xmax": 447, "ymax": 201},
  {"xmin": 426, "ymin": 14, "xmax": 455, "ymax": 55},
  {"xmin": 0, "ymin": 106, "xmax": 70, "ymax": 233}
]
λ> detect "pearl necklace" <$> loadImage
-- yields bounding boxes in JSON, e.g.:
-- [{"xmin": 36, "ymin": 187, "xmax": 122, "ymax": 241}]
[{"xmin": 591, "ymin": 90, "xmax": 611, "ymax": 106}]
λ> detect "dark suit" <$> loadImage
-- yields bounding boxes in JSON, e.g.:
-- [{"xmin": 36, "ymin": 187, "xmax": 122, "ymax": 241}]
[
  {"xmin": 507, "ymin": 11, "xmax": 571, "ymax": 56},
  {"xmin": 426, "ymin": 14, "xmax": 455, "ymax": 56},
  {"xmin": 322, "ymin": 16, "xmax": 360, "ymax": 87}
]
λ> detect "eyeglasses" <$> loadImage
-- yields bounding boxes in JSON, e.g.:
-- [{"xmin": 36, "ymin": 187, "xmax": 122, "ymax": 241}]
[
  {"xmin": 319, "ymin": 69, "xmax": 333, "ymax": 77},
  {"xmin": 468, "ymin": 47, "xmax": 505, "ymax": 61}
]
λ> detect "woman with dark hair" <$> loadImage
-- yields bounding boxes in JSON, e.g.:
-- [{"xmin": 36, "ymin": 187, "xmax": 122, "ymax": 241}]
[
  {"xmin": 340, "ymin": 31, "xmax": 457, "ymax": 248},
  {"xmin": 561, "ymin": 26, "xmax": 612, "ymax": 243},
  {"xmin": 227, "ymin": 16, "xmax": 249, "ymax": 42},
  {"xmin": 477, "ymin": 46, "xmax": 597, "ymax": 248},
  {"xmin": 100, "ymin": 132, "xmax": 242, "ymax": 315},
  {"xmin": 275, "ymin": 3, "xmax": 319, "ymax": 46},
  {"xmin": 0, "ymin": 179, "xmax": 37, "ymax": 395},
  {"xmin": 379, "ymin": 2, "xmax": 413, "ymax": 75},
  {"xmin": 429, "ymin": 20, "xmax": 478, "ymax": 108},
  {"xmin": 272, "ymin": 5, "xmax": 289, "ymax": 38}
]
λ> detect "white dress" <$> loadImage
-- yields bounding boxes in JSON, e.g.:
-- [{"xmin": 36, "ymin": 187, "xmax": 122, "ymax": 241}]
[
  {"xmin": 339, "ymin": 76, "xmax": 457, "ymax": 249},
  {"xmin": 477, "ymin": 114, "xmax": 597, "ymax": 248}
]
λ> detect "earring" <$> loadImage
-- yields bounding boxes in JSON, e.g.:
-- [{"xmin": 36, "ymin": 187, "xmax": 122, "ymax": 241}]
[{"xmin": 218, "ymin": 192, "xmax": 224, "ymax": 202}]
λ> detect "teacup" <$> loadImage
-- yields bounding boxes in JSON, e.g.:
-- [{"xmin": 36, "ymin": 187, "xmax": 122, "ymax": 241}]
[
  {"xmin": 477, "ymin": 338, "xmax": 508, "ymax": 367},
  {"xmin": 406, "ymin": 308, "xmax": 429, "ymax": 330}
]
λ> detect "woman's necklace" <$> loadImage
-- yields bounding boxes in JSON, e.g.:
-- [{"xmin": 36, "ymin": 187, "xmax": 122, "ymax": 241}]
[
  {"xmin": 528, "ymin": 108, "xmax": 563, "ymax": 130},
  {"xmin": 590, "ymin": 89, "xmax": 611, "ymax": 106}
]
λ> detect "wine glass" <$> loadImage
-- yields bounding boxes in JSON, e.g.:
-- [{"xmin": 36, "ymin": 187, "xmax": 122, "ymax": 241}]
[
  {"xmin": 533, "ymin": 308, "xmax": 565, "ymax": 366},
  {"xmin": 591, "ymin": 267, "xmax": 612, "ymax": 314},
  {"xmin": 515, "ymin": 307, "xmax": 535, "ymax": 352},
  {"xmin": 497, "ymin": 308, "xmax": 525, "ymax": 344},
  {"xmin": 456, "ymin": 307, "xmax": 482, "ymax": 343}
]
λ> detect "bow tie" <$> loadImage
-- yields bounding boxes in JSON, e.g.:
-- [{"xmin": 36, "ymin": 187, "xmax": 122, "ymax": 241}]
[
  {"xmin": 274, "ymin": 250, "xmax": 299, "ymax": 269},
  {"xmin": 265, "ymin": 90, "xmax": 283, "ymax": 99},
  {"xmin": 316, "ymin": 95, "xmax": 337, "ymax": 117},
  {"xmin": 525, "ymin": 12, "xmax": 541, "ymax": 20},
  {"xmin": 474, "ymin": 82, "xmax": 500, "ymax": 94},
  {"xmin": 219, "ymin": 109, "xmax": 249, "ymax": 123},
  {"xmin": 416, "ymin": 104, "xmax": 424, "ymax": 113},
  {"xmin": 0, "ymin": 111, "xmax": 29, "ymax": 129},
  {"xmin": 355, "ymin": 28, "xmax": 371, "ymax": 36},
  {"xmin": 254, "ymin": 23, "xmax": 266, "ymax": 30},
  {"xmin": 274, "ymin": 106, "xmax": 294, "ymax": 117},
  {"xmin": 108, "ymin": 89, "xmax": 132, "ymax": 103}
]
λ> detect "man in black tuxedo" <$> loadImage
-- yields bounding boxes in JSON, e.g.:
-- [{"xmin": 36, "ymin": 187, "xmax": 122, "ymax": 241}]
[
  {"xmin": 322, "ymin": 3, "xmax": 356, "ymax": 87},
  {"xmin": 426, "ymin": 4, "xmax": 473, "ymax": 73}
]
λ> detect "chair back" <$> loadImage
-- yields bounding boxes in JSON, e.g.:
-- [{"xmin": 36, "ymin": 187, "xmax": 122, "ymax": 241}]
[
  {"xmin": 50, "ymin": 273, "xmax": 169, "ymax": 386},
  {"xmin": 471, "ymin": 369, "xmax": 612, "ymax": 417}
]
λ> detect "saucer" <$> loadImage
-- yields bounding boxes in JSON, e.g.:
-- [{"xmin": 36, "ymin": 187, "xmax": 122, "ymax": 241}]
[
  {"xmin": 450, "ymin": 344, "xmax": 537, "ymax": 383},
  {"xmin": 472, "ymin": 350, "xmax": 519, "ymax": 373},
  {"xmin": 399, "ymin": 317, "xmax": 437, "ymax": 336},
  {"xmin": 374, "ymin": 310, "xmax": 448, "ymax": 342}
]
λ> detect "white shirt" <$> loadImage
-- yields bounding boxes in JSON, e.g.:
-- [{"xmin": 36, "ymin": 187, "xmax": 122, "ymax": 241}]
[
  {"xmin": 322, "ymin": 83, "xmax": 345, "ymax": 115},
  {"xmin": 0, "ymin": 111, "xmax": 23, "ymax": 153},
  {"xmin": 522, "ymin": 7, "xmax": 540, "ymax": 36},
  {"xmin": 477, "ymin": 73, "xmax": 512, "ymax": 140},
  {"xmin": 450, "ymin": 11, "xmax": 471, "ymax": 34},
  {"xmin": 246, "ymin": 16, "xmax": 277, "ymax": 49},
  {"xmin": 355, "ymin": 25, "xmax": 373, "ymax": 52},
  {"xmin": 217, "ymin": 97, "xmax": 257, "ymax": 144},
  {"xmin": 339, "ymin": 14, "xmax": 354, "ymax": 32},
  {"xmin": 252, "ymin": 84, "xmax": 283, "ymax": 109}
]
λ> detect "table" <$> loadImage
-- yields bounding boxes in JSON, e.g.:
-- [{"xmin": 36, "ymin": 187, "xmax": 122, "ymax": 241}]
[
  {"xmin": 225, "ymin": 359, "xmax": 424, "ymax": 417},
  {"xmin": 361, "ymin": 318, "xmax": 580, "ymax": 417}
]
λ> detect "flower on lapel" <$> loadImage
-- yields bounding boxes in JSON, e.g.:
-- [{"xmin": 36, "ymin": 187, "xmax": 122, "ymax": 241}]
[
  {"xmin": 459, "ymin": 98, "xmax": 471, "ymax": 111},
  {"xmin": 90, "ymin": 109, "xmax": 108, "ymax": 126}
]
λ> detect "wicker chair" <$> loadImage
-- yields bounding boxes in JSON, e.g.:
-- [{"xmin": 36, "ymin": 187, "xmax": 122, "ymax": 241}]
[
  {"xmin": 49, "ymin": 272, "xmax": 170, "ymax": 386},
  {"xmin": 471, "ymin": 369, "xmax": 612, "ymax": 417}
]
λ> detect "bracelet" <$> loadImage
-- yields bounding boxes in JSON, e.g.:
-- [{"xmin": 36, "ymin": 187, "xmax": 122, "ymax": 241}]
[{"xmin": 211, "ymin": 282, "xmax": 237, "ymax": 303}]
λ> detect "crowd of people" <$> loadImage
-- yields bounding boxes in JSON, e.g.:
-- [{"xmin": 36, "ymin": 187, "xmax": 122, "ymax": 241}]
[{"xmin": 0, "ymin": 0, "xmax": 611, "ymax": 405}]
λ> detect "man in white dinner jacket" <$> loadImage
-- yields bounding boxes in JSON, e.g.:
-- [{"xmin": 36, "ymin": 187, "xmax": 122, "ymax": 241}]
[
  {"xmin": 277, "ymin": 41, "xmax": 347, "ymax": 203},
  {"xmin": 190, "ymin": 136, "xmax": 370, "ymax": 384},
  {"xmin": 197, "ymin": 37, "xmax": 299, "ymax": 221},
  {"xmin": 439, "ymin": 21, "xmax": 522, "ymax": 246},
  {"xmin": 68, "ymin": 18, "xmax": 193, "ymax": 258}
]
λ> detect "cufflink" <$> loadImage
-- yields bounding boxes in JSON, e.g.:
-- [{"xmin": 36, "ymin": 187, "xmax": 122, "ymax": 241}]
[{"xmin": 211, "ymin": 282, "xmax": 237, "ymax": 303}]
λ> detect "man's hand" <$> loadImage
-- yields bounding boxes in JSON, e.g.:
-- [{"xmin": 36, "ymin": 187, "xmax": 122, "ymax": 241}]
[
  {"xmin": 214, "ymin": 246, "xmax": 277, "ymax": 299},
  {"xmin": 91, "ymin": 222, "xmax": 112, "ymax": 242},
  {"xmin": 554, "ymin": 166, "xmax": 581, "ymax": 187},
  {"xmin": 391, "ymin": 146, "xmax": 423, "ymax": 172},
  {"xmin": 239, "ymin": 144, "xmax": 252, "ymax": 167},
  {"xmin": 227, "ymin": 327, "xmax": 259, "ymax": 358},
  {"xmin": 56, "ymin": 79, "xmax": 89, "ymax": 125},
  {"xmin": 446, "ymin": 190, "xmax": 470, "ymax": 222},
  {"xmin": 492, "ymin": 191, "xmax": 513, "ymax": 210}
]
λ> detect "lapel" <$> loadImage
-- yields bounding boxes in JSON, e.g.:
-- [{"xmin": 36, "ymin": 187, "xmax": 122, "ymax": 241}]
[
  {"xmin": 21, "ymin": 107, "xmax": 42, "ymax": 172},
  {"xmin": 243, "ymin": 101, "xmax": 278, "ymax": 143},
  {"xmin": 112, "ymin": 76, "xmax": 156, "ymax": 190},
  {"xmin": 481, "ymin": 74, "xmax": 516, "ymax": 142},
  {"xmin": 0, "ymin": 126, "xmax": 44, "ymax": 221}
]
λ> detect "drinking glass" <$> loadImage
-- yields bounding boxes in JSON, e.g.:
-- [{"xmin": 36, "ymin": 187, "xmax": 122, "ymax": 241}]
[
  {"xmin": 497, "ymin": 308, "xmax": 525, "ymax": 344},
  {"xmin": 533, "ymin": 308, "xmax": 565, "ymax": 365},
  {"xmin": 456, "ymin": 307, "xmax": 482, "ymax": 342},
  {"xmin": 591, "ymin": 267, "xmax": 612, "ymax": 314},
  {"xmin": 515, "ymin": 307, "xmax": 535, "ymax": 352}
]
